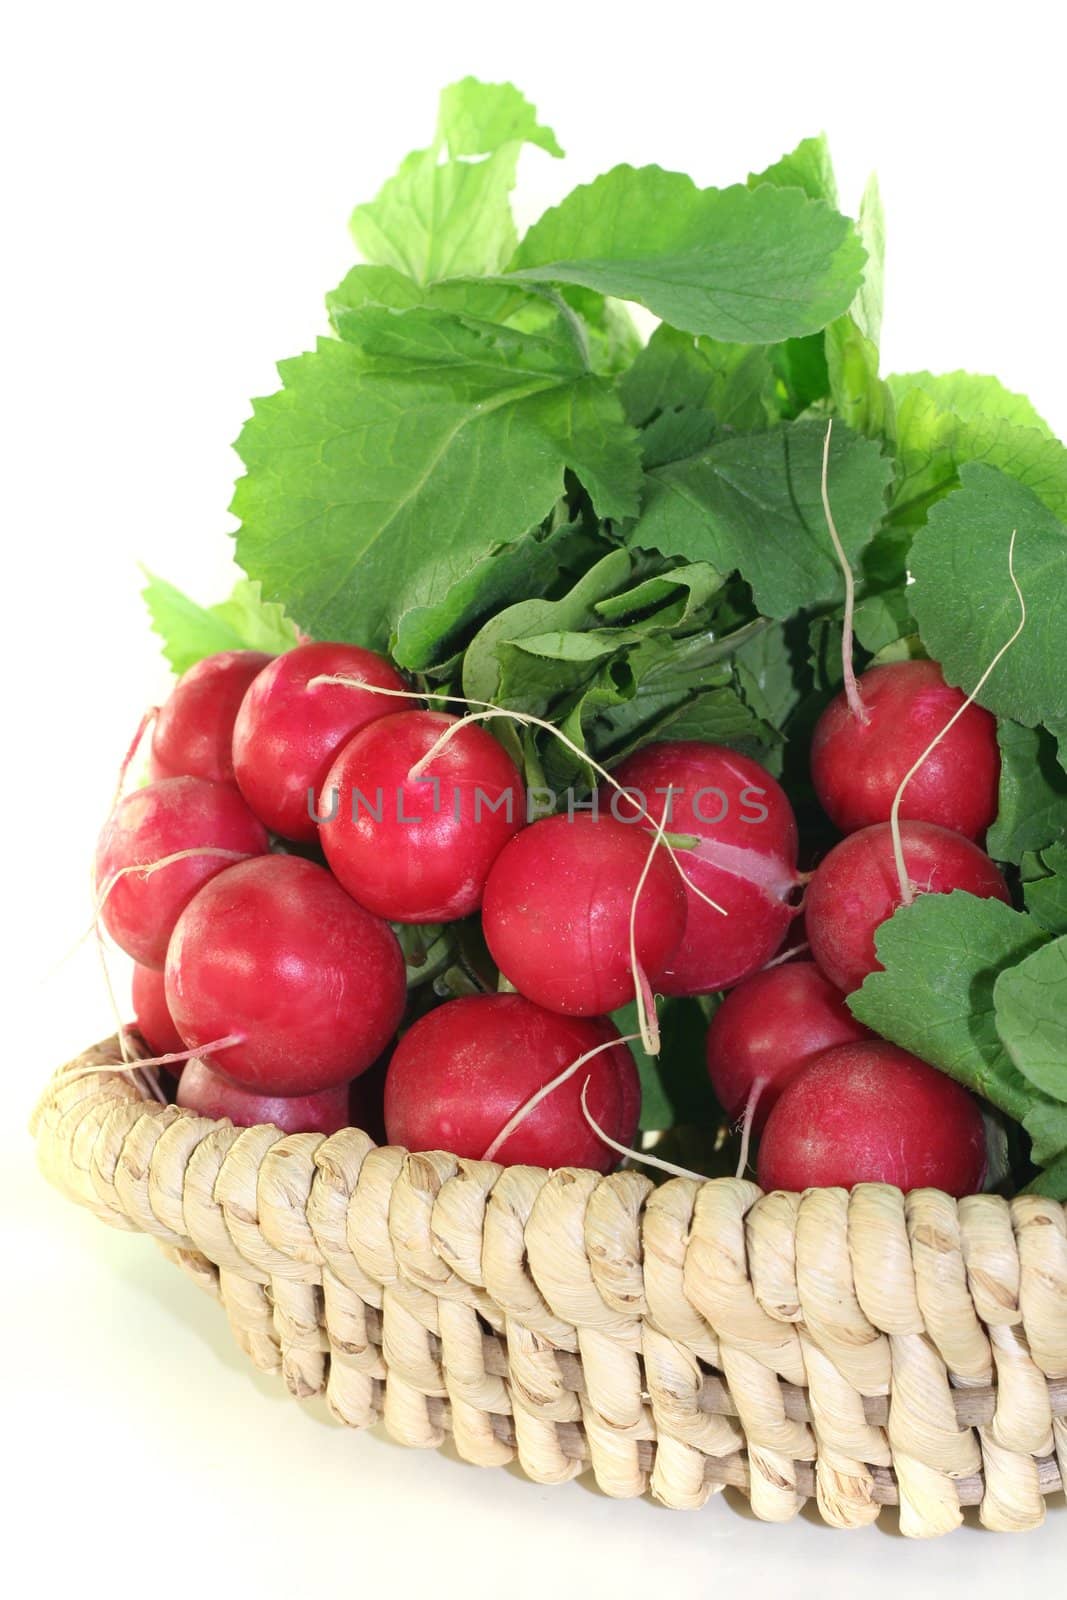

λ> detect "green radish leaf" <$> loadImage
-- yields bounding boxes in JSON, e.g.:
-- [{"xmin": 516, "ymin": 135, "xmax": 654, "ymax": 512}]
[
  {"xmin": 349, "ymin": 78, "xmax": 562, "ymax": 283},
  {"xmin": 987, "ymin": 721, "xmax": 1067, "ymax": 864},
  {"xmin": 1024, "ymin": 843, "xmax": 1067, "ymax": 934},
  {"xmin": 142, "ymin": 573, "xmax": 300, "ymax": 674},
  {"xmin": 620, "ymin": 323, "xmax": 779, "ymax": 445},
  {"xmin": 435, "ymin": 77, "xmax": 564, "ymax": 159},
  {"xmin": 1021, "ymin": 1150, "xmax": 1067, "ymax": 1198},
  {"xmin": 510, "ymin": 167, "xmax": 865, "ymax": 343},
  {"xmin": 852, "ymin": 588, "xmax": 916, "ymax": 655},
  {"xmin": 1022, "ymin": 1100, "xmax": 1067, "ymax": 1167},
  {"xmin": 232, "ymin": 318, "xmax": 641, "ymax": 651},
  {"xmin": 462, "ymin": 550, "xmax": 635, "ymax": 708},
  {"xmin": 888, "ymin": 380, "xmax": 1067, "ymax": 528},
  {"xmin": 392, "ymin": 520, "xmax": 594, "ymax": 674},
  {"xmin": 909, "ymin": 464, "xmax": 1067, "ymax": 729},
  {"xmin": 889, "ymin": 370, "xmax": 1052, "ymax": 437},
  {"xmin": 748, "ymin": 132, "xmax": 838, "ymax": 205},
  {"xmin": 627, "ymin": 419, "xmax": 892, "ymax": 619},
  {"xmin": 849, "ymin": 892, "xmax": 1049, "ymax": 1123},
  {"xmin": 994, "ymin": 936, "xmax": 1067, "ymax": 1101}
]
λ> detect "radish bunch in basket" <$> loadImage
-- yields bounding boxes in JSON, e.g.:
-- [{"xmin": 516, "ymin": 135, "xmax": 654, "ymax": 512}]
[{"xmin": 94, "ymin": 631, "xmax": 1009, "ymax": 1200}]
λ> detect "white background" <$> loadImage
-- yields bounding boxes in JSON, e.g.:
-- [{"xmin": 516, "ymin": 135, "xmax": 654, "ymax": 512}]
[{"xmin": 4, "ymin": 1, "xmax": 1064, "ymax": 1592}]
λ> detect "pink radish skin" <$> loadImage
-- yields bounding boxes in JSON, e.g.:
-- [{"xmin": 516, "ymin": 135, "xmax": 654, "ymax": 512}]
[
  {"xmin": 132, "ymin": 963, "xmax": 185, "ymax": 1060},
  {"xmin": 383, "ymin": 994, "xmax": 640, "ymax": 1171},
  {"xmin": 177, "ymin": 1057, "xmax": 351, "ymax": 1135},
  {"xmin": 482, "ymin": 813, "xmax": 688, "ymax": 1016},
  {"xmin": 232, "ymin": 641, "xmax": 416, "ymax": 842},
  {"xmin": 757, "ymin": 1041, "xmax": 987, "ymax": 1195},
  {"xmin": 320, "ymin": 710, "xmax": 523, "ymax": 923},
  {"xmin": 805, "ymin": 820, "xmax": 1011, "ymax": 994},
  {"xmin": 95, "ymin": 776, "xmax": 269, "ymax": 968},
  {"xmin": 811, "ymin": 659, "xmax": 1001, "ymax": 842},
  {"xmin": 605, "ymin": 742, "xmax": 800, "ymax": 994},
  {"xmin": 165, "ymin": 854, "xmax": 406, "ymax": 1095},
  {"xmin": 150, "ymin": 651, "xmax": 273, "ymax": 785},
  {"xmin": 705, "ymin": 961, "xmax": 872, "ymax": 1131}
]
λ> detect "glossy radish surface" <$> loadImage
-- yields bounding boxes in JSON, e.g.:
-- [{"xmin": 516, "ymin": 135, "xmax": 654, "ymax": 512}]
[
  {"xmin": 95, "ymin": 776, "xmax": 269, "ymax": 968},
  {"xmin": 150, "ymin": 650, "xmax": 273, "ymax": 785},
  {"xmin": 482, "ymin": 813, "xmax": 687, "ymax": 1015},
  {"xmin": 177, "ymin": 1057, "xmax": 351, "ymax": 1134},
  {"xmin": 811, "ymin": 659, "xmax": 1001, "ymax": 841},
  {"xmin": 757, "ymin": 1040, "xmax": 987, "ymax": 1195},
  {"xmin": 165, "ymin": 854, "xmax": 406, "ymax": 1095},
  {"xmin": 705, "ymin": 960, "xmax": 871, "ymax": 1129},
  {"xmin": 383, "ymin": 994, "xmax": 640, "ymax": 1170},
  {"xmin": 232, "ymin": 641, "xmax": 416, "ymax": 841},
  {"xmin": 131, "ymin": 963, "xmax": 185, "ymax": 1059},
  {"xmin": 605, "ymin": 742, "xmax": 799, "ymax": 994},
  {"xmin": 319, "ymin": 710, "xmax": 523, "ymax": 922},
  {"xmin": 805, "ymin": 820, "xmax": 1011, "ymax": 994}
]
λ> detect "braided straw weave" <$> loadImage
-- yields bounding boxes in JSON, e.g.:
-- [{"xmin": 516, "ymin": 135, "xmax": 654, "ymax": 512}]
[{"xmin": 34, "ymin": 1036, "xmax": 1067, "ymax": 1537}]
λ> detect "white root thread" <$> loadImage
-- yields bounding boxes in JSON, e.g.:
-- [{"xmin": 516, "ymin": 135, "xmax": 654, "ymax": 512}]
[
  {"xmin": 760, "ymin": 939, "xmax": 811, "ymax": 971},
  {"xmin": 481, "ymin": 1033, "xmax": 642, "ymax": 1162},
  {"xmin": 111, "ymin": 706, "xmax": 159, "ymax": 813},
  {"xmin": 820, "ymin": 417, "xmax": 868, "ymax": 725},
  {"xmin": 734, "ymin": 1078, "xmax": 765, "ymax": 1179},
  {"xmin": 93, "ymin": 847, "xmax": 252, "ymax": 921},
  {"xmin": 53, "ymin": 1034, "xmax": 244, "ymax": 1094},
  {"xmin": 578, "ymin": 1080, "xmax": 705, "ymax": 1181},
  {"xmin": 889, "ymin": 529, "xmax": 1025, "ymax": 905},
  {"xmin": 630, "ymin": 800, "xmax": 673, "ymax": 1054}
]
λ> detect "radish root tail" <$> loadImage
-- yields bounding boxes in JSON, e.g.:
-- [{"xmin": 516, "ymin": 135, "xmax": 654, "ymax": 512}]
[
  {"xmin": 480, "ymin": 1033, "xmax": 642, "ymax": 1162},
  {"xmin": 820, "ymin": 418, "xmax": 868, "ymax": 726},
  {"xmin": 578, "ymin": 1079, "xmax": 705, "ymax": 1181}
]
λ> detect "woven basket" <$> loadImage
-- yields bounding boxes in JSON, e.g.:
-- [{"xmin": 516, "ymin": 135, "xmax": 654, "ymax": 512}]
[{"xmin": 34, "ymin": 1035, "xmax": 1067, "ymax": 1537}]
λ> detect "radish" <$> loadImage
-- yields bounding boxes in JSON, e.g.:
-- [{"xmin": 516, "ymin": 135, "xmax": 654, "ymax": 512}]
[
  {"xmin": 232, "ymin": 641, "xmax": 416, "ymax": 841},
  {"xmin": 177, "ymin": 1057, "xmax": 351, "ymax": 1134},
  {"xmin": 805, "ymin": 820, "xmax": 1011, "ymax": 994},
  {"xmin": 150, "ymin": 650, "xmax": 273, "ymax": 785},
  {"xmin": 132, "ymin": 963, "xmax": 185, "ymax": 1059},
  {"xmin": 811, "ymin": 659, "xmax": 1000, "ymax": 841},
  {"xmin": 604, "ymin": 742, "xmax": 800, "ymax": 994},
  {"xmin": 481, "ymin": 812, "xmax": 687, "ymax": 1016},
  {"xmin": 319, "ymin": 709, "xmax": 523, "ymax": 922},
  {"xmin": 757, "ymin": 1040, "xmax": 987, "ymax": 1195},
  {"xmin": 165, "ymin": 854, "xmax": 406, "ymax": 1095},
  {"xmin": 95, "ymin": 776, "xmax": 269, "ymax": 968},
  {"xmin": 705, "ymin": 961, "xmax": 871, "ymax": 1131},
  {"xmin": 383, "ymin": 993, "xmax": 640, "ymax": 1171}
]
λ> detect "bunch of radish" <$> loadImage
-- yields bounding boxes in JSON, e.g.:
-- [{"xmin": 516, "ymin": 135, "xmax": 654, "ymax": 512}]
[{"xmin": 98, "ymin": 630, "xmax": 1005, "ymax": 1196}]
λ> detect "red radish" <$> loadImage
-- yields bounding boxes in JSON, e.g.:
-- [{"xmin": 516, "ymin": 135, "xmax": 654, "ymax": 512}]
[
  {"xmin": 165, "ymin": 854, "xmax": 406, "ymax": 1095},
  {"xmin": 150, "ymin": 650, "xmax": 273, "ymax": 785},
  {"xmin": 705, "ymin": 961, "xmax": 871, "ymax": 1130},
  {"xmin": 805, "ymin": 820, "xmax": 1011, "ymax": 994},
  {"xmin": 482, "ymin": 813, "xmax": 687, "ymax": 1016},
  {"xmin": 319, "ymin": 710, "xmax": 523, "ymax": 923},
  {"xmin": 757, "ymin": 1040, "xmax": 987, "ymax": 1195},
  {"xmin": 604, "ymin": 742, "xmax": 799, "ymax": 994},
  {"xmin": 177, "ymin": 1057, "xmax": 350, "ymax": 1134},
  {"xmin": 232, "ymin": 641, "xmax": 416, "ymax": 841},
  {"xmin": 383, "ymin": 994, "xmax": 640, "ymax": 1171},
  {"xmin": 132, "ymin": 963, "xmax": 185, "ymax": 1059},
  {"xmin": 811, "ymin": 659, "xmax": 1000, "ymax": 842},
  {"xmin": 95, "ymin": 776, "xmax": 269, "ymax": 968}
]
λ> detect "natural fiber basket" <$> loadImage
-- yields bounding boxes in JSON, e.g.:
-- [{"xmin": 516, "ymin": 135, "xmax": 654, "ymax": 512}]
[{"xmin": 35, "ymin": 1035, "xmax": 1066, "ymax": 1537}]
